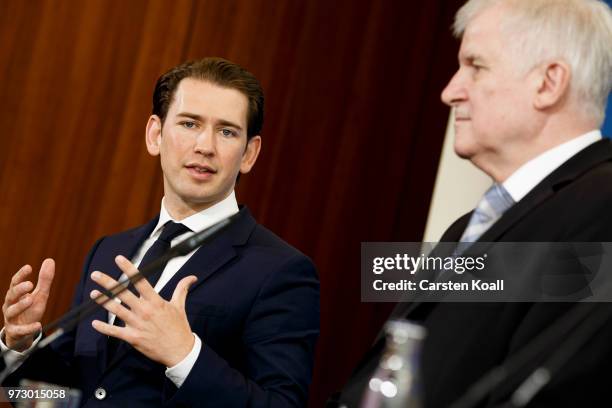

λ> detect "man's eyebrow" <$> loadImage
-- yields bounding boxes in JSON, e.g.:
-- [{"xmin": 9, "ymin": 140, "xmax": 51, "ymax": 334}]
[
  {"xmin": 459, "ymin": 52, "xmax": 485, "ymax": 65},
  {"xmin": 217, "ymin": 119, "xmax": 244, "ymax": 131},
  {"xmin": 176, "ymin": 112, "xmax": 204, "ymax": 121},
  {"xmin": 176, "ymin": 113, "xmax": 243, "ymax": 131}
]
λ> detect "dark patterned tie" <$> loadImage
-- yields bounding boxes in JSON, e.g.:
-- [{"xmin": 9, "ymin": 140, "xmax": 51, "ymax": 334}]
[
  {"xmin": 139, "ymin": 221, "xmax": 191, "ymax": 287},
  {"xmin": 107, "ymin": 221, "xmax": 191, "ymax": 359}
]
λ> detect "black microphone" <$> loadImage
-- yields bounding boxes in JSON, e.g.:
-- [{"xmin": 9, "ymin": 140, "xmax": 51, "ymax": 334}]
[{"xmin": 0, "ymin": 212, "xmax": 239, "ymax": 382}]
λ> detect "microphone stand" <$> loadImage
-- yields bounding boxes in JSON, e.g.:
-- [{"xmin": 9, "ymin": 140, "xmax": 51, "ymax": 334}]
[{"xmin": 0, "ymin": 213, "xmax": 239, "ymax": 383}]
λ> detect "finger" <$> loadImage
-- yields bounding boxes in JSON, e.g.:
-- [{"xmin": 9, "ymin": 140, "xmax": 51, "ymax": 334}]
[
  {"xmin": 6, "ymin": 321, "xmax": 41, "ymax": 337},
  {"xmin": 90, "ymin": 289, "xmax": 135, "ymax": 326},
  {"xmin": 5, "ymin": 281, "xmax": 34, "ymax": 305},
  {"xmin": 4, "ymin": 295, "xmax": 33, "ymax": 319},
  {"xmin": 115, "ymin": 255, "xmax": 156, "ymax": 299},
  {"xmin": 90, "ymin": 271, "xmax": 139, "ymax": 308},
  {"xmin": 33, "ymin": 258, "xmax": 55, "ymax": 297},
  {"xmin": 91, "ymin": 319, "xmax": 126, "ymax": 340},
  {"xmin": 10, "ymin": 265, "xmax": 32, "ymax": 288},
  {"xmin": 170, "ymin": 276, "xmax": 198, "ymax": 308}
]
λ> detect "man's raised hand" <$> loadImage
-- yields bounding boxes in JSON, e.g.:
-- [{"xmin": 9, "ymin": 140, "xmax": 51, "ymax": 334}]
[
  {"xmin": 90, "ymin": 255, "xmax": 197, "ymax": 367},
  {"xmin": 2, "ymin": 259, "xmax": 55, "ymax": 351}
]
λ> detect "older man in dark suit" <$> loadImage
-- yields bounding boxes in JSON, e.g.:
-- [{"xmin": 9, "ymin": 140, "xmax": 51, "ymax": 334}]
[{"xmin": 335, "ymin": 0, "xmax": 612, "ymax": 407}]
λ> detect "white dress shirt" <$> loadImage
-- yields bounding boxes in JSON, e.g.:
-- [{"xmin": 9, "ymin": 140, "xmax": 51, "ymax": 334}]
[
  {"xmin": 503, "ymin": 130, "xmax": 602, "ymax": 202},
  {"xmin": 1, "ymin": 191, "xmax": 239, "ymax": 388}
]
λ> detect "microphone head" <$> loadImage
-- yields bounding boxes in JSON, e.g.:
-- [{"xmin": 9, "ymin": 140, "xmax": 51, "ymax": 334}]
[{"xmin": 172, "ymin": 212, "xmax": 240, "ymax": 255}]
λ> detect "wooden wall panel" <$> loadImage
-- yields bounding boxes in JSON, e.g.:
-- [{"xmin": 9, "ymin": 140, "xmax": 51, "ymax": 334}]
[
  {"xmin": 0, "ymin": 0, "xmax": 463, "ymax": 406},
  {"xmin": 0, "ymin": 0, "xmax": 194, "ymax": 320}
]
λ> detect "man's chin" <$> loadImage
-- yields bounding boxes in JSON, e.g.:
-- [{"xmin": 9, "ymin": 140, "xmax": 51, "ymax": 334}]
[
  {"xmin": 175, "ymin": 189, "xmax": 218, "ymax": 206},
  {"xmin": 453, "ymin": 143, "xmax": 476, "ymax": 159},
  {"xmin": 182, "ymin": 190, "xmax": 233, "ymax": 208},
  {"xmin": 183, "ymin": 195, "xmax": 217, "ymax": 206}
]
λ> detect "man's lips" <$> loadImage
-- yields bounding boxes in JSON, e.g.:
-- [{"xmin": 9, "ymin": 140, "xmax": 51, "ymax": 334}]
[
  {"xmin": 185, "ymin": 164, "xmax": 217, "ymax": 180},
  {"xmin": 454, "ymin": 109, "xmax": 470, "ymax": 121},
  {"xmin": 185, "ymin": 163, "xmax": 217, "ymax": 174}
]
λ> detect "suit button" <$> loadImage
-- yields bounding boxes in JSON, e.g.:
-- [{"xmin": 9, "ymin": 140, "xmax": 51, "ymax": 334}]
[{"xmin": 94, "ymin": 387, "xmax": 107, "ymax": 400}]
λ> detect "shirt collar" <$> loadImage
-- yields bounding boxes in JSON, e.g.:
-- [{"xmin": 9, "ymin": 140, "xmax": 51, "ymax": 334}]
[
  {"xmin": 502, "ymin": 130, "xmax": 602, "ymax": 202},
  {"xmin": 152, "ymin": 191, "xmax": 240, "ymax": 238}
]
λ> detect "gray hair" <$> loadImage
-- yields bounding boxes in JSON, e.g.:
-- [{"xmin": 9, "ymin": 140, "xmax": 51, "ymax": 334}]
[{"xmin": 453, "ymin": 0, "xmax": 612, "ymax": 126}]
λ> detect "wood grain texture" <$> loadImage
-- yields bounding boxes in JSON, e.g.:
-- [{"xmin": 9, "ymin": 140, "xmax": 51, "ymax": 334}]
[{"xmin": 0, "ymin": 0, "xmax": 462, "ymax": 405}]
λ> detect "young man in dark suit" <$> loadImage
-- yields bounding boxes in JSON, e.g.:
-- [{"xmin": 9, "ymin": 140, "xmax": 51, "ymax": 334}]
[
  {"xmin": 1, "ymin": 58, "xmax": 319, "ymax": 407},
  {"xmin": 335, "ymin": 0, "xmax": 612, "ymax": 406}
]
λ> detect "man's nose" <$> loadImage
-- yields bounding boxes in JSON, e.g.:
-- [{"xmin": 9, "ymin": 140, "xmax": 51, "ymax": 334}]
[
  {"xmin": 194, "ymin": 128, "xmax": 216, "ymax": 155},
  {"xmin": 441, "ymin": 70, "xmax": 466, "ymax": 107}
]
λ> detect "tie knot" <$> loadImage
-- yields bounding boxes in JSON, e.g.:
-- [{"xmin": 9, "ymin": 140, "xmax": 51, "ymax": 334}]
[
  {"xmin": 481, "ymin": 184, "xmax": 514, "ymax": 216},
  {"xmin": 457, "ymin": 184, "xmax": 515, "ymax": 249},
  {"xmin": 159, "ymin": 222, "xmax": 190, "ymax": 244}
]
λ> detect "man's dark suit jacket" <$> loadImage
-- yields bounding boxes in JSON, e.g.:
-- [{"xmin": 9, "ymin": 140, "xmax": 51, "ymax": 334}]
[
  {"xmin": 336, "ymin": 138, "xmax": 612, "ymax": 407},
  {"xmin": 6, "ymin": 207, "xmax": 320, "ymax": 407}
]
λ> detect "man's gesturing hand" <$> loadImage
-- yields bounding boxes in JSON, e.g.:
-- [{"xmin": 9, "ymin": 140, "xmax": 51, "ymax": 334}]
[
  {"xmin": 2, "ymin": 259, "xmax": 55, "ymax": 351},
  {"xmin": 90, "ymin": 255, "xmax": 197, "ymax": 367}
]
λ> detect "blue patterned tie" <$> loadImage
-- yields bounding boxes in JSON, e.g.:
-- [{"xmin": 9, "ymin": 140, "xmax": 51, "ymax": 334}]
[{"xmin": 456, "ymin": 184, "xmax": 514, "ymax": 253}]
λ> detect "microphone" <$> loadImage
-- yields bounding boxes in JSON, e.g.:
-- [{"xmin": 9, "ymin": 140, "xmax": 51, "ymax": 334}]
[{"xmin": 0, "ymin": 212, "xmax": 240, "ymax": 382}]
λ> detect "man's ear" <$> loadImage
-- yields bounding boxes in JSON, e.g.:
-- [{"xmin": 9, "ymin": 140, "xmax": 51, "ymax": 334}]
[
  {"xmin": 145, "ymin": 115, "xmax": 163, "ymax": 156},
  {"xmin": 240, "ymin": 136, "xmax": 262, "ymax": 174},
  {"xmin": 533, "ymin": 61, "xmax": 571, "ymax": 111}
]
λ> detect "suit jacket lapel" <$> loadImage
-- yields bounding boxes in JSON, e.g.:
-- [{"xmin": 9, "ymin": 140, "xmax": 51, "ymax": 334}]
[
  {"xmin": 466, "ymin": 184, "xmax": 554, "ymax": 253},
  {"xmin": 102, "ymin": 216, "xmax": 160, "ymax": 282},
  {"xmin": 158, "ymin": 207, "xmax": 256, "ymax": 300}
]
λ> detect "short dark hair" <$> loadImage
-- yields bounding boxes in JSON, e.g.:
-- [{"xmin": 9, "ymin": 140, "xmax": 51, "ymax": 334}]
[{"xmin": 152, "ymin": 57, "xmax": 264, "ymax": 139}]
